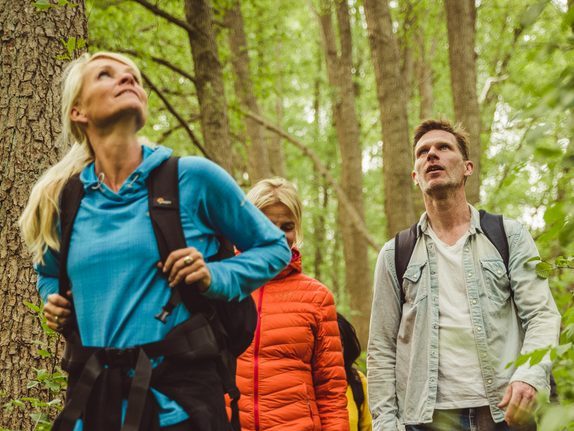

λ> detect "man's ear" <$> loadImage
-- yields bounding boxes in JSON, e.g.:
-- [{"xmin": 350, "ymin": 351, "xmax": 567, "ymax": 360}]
[
  {"xmin": 464, "ymin": 160, "xmax": 474, "ymax": 177},
  {"xmin": 411, "ymin": 169, "xmax": 419, "ymax": 186},
  {"xmin": 70, "ymin": 106, "xmax": 87, "ymax": 124}
]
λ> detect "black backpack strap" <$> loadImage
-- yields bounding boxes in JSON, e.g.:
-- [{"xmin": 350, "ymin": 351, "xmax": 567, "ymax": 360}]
[
  {"xmin": 58, "ymin": 174, "xmax": 85, "ymax": 298},
  {"xmin": 479, "ymin": 209, "xmax": 509, "ymax": 275},
  {"xmin": 394, "ymin": 223, "xmax": 419, "ymax": 302},
  {"xmin": 147, "ymin": 156, "xmax": 242, "ymax": 431}
]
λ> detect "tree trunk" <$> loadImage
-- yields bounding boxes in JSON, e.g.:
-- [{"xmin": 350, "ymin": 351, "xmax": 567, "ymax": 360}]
[
  {"xmin": 224, "ymin": 0, "xmax": 271, "ymax": 181},
  {"xmin": 416, "ymin": 32, "xmax": 434, "ymax": 120},
  {"xmin": 318, "ymin": 0, "xmax": 371, "ymax": 345},
  {"xmin": 0, "ymin": 1, "xmax": 87, "ymax": 428},
  {"xmin": 444, "ymin": 0, "xmax": 481, "ymax": 204},
  {"xmin": 267, "ymin": 94, "xmax": 287, "ymax": 178},
  {"xmin": 363, "ymin": 0, "xmax": 416, "ymax": 237},
  {"xmin": 184, "ymin": 0, "xmax": 232, "ymax": 172}
]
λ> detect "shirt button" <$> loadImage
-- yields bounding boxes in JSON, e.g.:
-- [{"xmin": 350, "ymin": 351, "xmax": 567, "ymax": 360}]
[
  {"xmin": 487, "ymin": 379, "xmax": 493, "ymax": 384},
  {"xmin": 476, "ymin": 326, "xmax": 482, "ymax": 332},
  {"xmin": 472, "ymin": 299, "xmax": 477, "ymax": 305},
  {"xmin": 433, "ymin": 324, "xmax": 438, "ymax": 329}
]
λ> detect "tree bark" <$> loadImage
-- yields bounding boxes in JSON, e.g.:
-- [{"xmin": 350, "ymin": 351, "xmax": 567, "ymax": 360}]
[
  {"xmin": 0, "ymin": 1, "xmax": 87, "ymax": 428},
  {"xmin": 184, "ymin": 0, "xmax": 232, "ymax": 172},
  {"xmin": 444, "ymin": 0, "xmax": 481, "ymax": 203},
  {"xmin": 318, "ymin": 0, "xmax": 371, "ymax": 345},
  {"xmin": 363, "ymin": 0, "xmax": 416, "ymax": 237},
  {"xmin": 224, "ymin": 0, "xmax": 271, "ymax": 182}
]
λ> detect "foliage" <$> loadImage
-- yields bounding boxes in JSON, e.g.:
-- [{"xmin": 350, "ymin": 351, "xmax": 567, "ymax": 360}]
[{"xmin": 1, "ymin": 302, "xmax": 66, "ymax": 431}]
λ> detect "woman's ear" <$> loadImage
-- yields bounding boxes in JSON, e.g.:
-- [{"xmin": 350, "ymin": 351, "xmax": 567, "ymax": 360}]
[{"xmin": 70, "ymin": 106, "xmax": 87, "ymax": 124}]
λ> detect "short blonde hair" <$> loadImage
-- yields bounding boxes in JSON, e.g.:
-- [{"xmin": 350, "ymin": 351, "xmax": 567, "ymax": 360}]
[
  {"xmin": 19, "ymin": 52, "xmax": 143, "ymax": 264},
  {"xmin": 247, "ymin": 177, "xmax": 302, "ymax": 246}
]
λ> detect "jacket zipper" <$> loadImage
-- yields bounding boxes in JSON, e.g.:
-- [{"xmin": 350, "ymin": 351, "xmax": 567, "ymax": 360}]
[{"xmin": 253, "ymin": 286, "xmax": 265, "ymax": 431}]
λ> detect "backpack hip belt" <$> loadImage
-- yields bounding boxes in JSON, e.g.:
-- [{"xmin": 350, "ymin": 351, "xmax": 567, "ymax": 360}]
[{"xmin": 55, "ymin": 313, "xmax": 220, "ymax": 431}]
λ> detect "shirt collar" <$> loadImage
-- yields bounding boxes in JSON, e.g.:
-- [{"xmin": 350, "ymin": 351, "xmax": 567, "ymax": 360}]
[{"xmin": 418, "ymin": 203, "xmax": 481, "ymax": 236}]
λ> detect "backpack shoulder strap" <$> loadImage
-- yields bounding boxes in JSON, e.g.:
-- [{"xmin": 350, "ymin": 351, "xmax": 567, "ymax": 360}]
[
  {"xmin": 394, "ymin": 222, "xmax": 418, "ymax": 301},
  {"xmin": 479, "ymin": 209, "xmax": 509, "ymax": 275},
  {"xmin": 147, "ymin": 156, "xmax": 211, "ymax": 322},
  {"xmin": 147, "ymin": 157, "xmax": 187, "ymax": 259},
  {"xmin": 58, "ymin": 174, "xmax": 85, "ymax": 297}
]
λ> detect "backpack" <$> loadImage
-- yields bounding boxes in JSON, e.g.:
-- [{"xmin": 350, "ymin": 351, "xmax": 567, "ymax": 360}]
[
  {"xmin": 394, "ymin": 209, "xmax": 556, "ymax": 404},
  {"xmin": 395, "ymin": 210, "xmax": 509, "ymax": 292},
  {"xmin": 348, "ymin": 368, "xmax": 365, "ymax": 422},
  {"xmin": 58, "ymin": 156, "xmax": 257, "ymax": 429}
]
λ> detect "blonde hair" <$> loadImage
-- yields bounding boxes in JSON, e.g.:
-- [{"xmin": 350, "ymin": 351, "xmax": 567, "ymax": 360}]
[
  {"xmin": 19, "ymin": 52, "xmax": 143, "ymax": 264},
  {"xmin": 247, "ymin": 177, "xmax": 303, "ymax": 247}
]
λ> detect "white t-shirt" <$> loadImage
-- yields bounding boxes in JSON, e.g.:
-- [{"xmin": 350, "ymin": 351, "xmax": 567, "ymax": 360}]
[{"xmin": 428, "ymin": 227, "xmax": 488, "ymax": 409}]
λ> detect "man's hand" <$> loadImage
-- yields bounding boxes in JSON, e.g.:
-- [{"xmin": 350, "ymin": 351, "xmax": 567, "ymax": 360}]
[{"xmin": 498, "ymin": 381, "xmax": 537, "ymax": 427}]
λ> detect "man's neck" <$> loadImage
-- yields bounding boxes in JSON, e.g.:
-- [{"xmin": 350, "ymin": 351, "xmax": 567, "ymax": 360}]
[{"xmin": 423, "ymin": 189, "xmax": 471, "ymax": 246}]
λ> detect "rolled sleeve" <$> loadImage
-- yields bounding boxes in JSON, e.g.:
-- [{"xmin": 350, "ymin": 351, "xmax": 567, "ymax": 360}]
[{"xmin": 506, "ymin": 221, "xmax": 561, "ymax": 392}]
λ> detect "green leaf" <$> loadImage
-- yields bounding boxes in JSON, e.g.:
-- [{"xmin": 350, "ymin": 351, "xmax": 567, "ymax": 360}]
[
  {"xmin": 519, "ymin": 0, "xmax": 549, "ymax": 27},
  {"xmin": 23, "ymin": 301, "xmax": 40, "ymax": 313},
  {"xmin": 37, "ymin": 349, "xmax": 51, "ymax": 358},
  {"xmin": 535, "ymin": 261, "xmax": 553, "ymax": 279},
  {"xmin": 525, "ymin": 256, "xmax": 541, "ymax": 263},
  {"xmin": 558, "ymin": 221, "xmax": 574, "ymax": 247},
  {"xmin": 528, "ymin": 348, "xmax": 548, "ymax": 366},
  {"xmin": 32, "ymin": 0, "xmax": 52, "ymax": 11}
]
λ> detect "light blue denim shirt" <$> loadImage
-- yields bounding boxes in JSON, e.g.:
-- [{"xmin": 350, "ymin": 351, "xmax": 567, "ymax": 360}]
[{"xmin": 367, "ymin": 205, "xmax": 561, "ymax": 430}]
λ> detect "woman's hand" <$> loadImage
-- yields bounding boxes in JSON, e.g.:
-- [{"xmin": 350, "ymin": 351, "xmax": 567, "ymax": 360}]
[
  {"xmin": 44, "ymin": 292, "xmax": 72, "ymax": 332},
  {"xmin": 159, "ymin": 247, "xmax": 211, "ymax": 292}
]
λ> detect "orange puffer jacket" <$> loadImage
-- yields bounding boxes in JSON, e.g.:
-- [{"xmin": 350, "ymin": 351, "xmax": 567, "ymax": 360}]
[{"xmin": 235, "ymin": 248, "xmax": 349, "ymax": 431}]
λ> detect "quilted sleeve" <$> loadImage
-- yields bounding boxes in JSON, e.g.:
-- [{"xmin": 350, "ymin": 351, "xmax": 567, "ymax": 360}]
[{"xmin": 311, "ymin": 284, "xmax": 350, "ymax": 431}]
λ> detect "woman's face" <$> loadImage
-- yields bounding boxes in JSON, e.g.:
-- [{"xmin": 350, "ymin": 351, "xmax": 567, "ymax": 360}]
[
  {"xmin": 71, "ymin": 57, "xmax": 148, "ymax": 131},
  {"xmin": 261, "ymin": 203, "xmax": 297, "ymax": 249}
]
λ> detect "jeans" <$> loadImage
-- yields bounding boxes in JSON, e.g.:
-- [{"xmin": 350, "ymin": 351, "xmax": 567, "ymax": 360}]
[{"xmin": 405, "ymin": 406, "xmax": 536, "ymax": 431}]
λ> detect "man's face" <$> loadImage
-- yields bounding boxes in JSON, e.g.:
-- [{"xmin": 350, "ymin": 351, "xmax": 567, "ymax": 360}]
[{"xmin": 411, "ymin": 129, "xmax": 473, "ymax": 196}]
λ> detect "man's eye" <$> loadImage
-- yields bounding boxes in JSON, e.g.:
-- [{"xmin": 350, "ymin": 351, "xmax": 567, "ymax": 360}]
[
  {"xmin": 418, "ymin": 149, "xmax": 428, "ymax": 157},
  {"xmin": 440, "ymin": 144, "xmax": 450, "ymax": 150}
]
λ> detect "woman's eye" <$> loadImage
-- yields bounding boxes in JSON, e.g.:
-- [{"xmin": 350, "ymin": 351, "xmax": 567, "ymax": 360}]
[
  {"xmin": 97, "ymin": 70, "xmax": 110, "ymax": 79},
  {"xmin": 281, "ymin": 224, "xmax": 295, "ymax": 233}
]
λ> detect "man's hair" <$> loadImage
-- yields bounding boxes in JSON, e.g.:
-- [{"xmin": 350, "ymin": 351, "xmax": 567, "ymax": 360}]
[{"xmin": 413, "ymin": 119, "xmax": 470, "ymax": 160}]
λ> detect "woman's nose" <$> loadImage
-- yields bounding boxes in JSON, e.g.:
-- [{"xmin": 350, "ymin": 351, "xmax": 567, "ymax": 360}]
[{"xmin": 119, "ymin": 73, "xmax": 135, "ymax": 85}]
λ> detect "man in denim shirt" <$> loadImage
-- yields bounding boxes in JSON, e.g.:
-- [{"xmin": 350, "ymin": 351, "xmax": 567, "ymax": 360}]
[{"xmin": 367, "ymin": 119, "xmax": 561, "ymax": 431}]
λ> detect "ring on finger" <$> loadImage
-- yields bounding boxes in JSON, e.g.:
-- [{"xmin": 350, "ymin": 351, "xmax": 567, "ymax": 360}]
[
  {"xmin": 183, "ymin": 255, "xmax": 193, "ymax": 266},
  {"xmin": 55, "ymin": 315, "xmax": 60, "ymax": 323}
]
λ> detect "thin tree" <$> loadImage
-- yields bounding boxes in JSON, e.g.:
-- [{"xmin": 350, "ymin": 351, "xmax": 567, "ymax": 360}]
[
  {"xmin": 184, "ymin": 0, "xmax": 233, "ymax": 172},
  {"xmin": 444, "ymin": 0, "xmax": 481, "ymax": 203},
  {"xmin": 225, "ymin": 0, "xmax": 272, "ymax": 181},
  {"xmin": 363, "ymin": 0, "xmax": 417, "ymax": 237},
  {"xmin": 0, "ymin": 1, "xmax": 87, "ymax": 427},
  {"xmin": 317, "ymin": 0, "xmax": 372, "ymax": 344}
]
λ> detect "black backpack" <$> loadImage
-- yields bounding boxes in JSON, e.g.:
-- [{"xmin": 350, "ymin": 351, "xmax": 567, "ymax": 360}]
[
  {"xmin": 394, "ymin": 209, "xmax": 556, "ymax": 405},
  {"xmin": 58, "ymin": 156, "xmax": 257, "ymax": 428}
]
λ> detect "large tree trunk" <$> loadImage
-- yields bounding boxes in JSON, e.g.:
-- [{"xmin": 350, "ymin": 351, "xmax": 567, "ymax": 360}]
[
  {"xmin": 318, "ymin": 0, "xmax": 371, "ymax": 345},
  {"xmin": 444, "ymin": 0, "xmax": 481, "ymax": 204},
  {"xmin": 184, "ymin": 0, "xmax": 232, "ymax": 172},
  {"xmin": 0, "ymin": 1, "xmax": 87, "ymax": 428},
  {"xmin": 363, "ymin": 0, "xmax": 416, "ymax": 237},
  {"xmin": 225, "ymin": 0, "xmax": 271, "ymax": 181}
]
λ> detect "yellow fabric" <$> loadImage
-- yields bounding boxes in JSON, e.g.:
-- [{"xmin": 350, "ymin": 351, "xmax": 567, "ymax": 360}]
[{"xmin": 346, "ymin": 370, "xmax": 373, "ymax": 431}]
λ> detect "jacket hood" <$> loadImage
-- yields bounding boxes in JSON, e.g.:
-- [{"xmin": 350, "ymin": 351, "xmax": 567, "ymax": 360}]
[
  {"xmin": 80, "ymin": 144, "xmax": 172, "ymax": 202},
  {"xmin": 273, "ymin": 247, "xmax": 302, "ymax": 280}
]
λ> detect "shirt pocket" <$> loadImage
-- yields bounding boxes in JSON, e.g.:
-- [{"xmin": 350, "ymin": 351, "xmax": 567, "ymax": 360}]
[
  {"xmin": 402, "ymin": 261, "xmax": 427, "ymax": 304},
  {"xmin": 480, "ymin": 258, "xmax": 511, "ymax": 305}
]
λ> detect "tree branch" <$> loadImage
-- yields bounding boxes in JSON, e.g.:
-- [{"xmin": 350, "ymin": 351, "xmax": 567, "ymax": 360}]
[
  {"xmin": 142, "ymin": 72, "xmax": 211, "ymax": 159},
  {"xmin": 130, "ymin": 0, "xmax": 195, "ymax": 34},
  {"xmin": 239, "ymin": 108, "xmax": 381, "ymax": 251},
  {"xmin": 115, "ymin": 47, "xmax": 196, "ymax": 85}
]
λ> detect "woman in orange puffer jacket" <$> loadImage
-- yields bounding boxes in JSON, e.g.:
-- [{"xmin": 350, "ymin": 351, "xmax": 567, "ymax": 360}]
[{"xmin": 235, "ymin": 177, "xmax": 349, "ymax": 431}]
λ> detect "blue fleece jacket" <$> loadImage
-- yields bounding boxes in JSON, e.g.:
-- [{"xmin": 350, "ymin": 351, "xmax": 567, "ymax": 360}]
[{"xmin": 36, "ymin": 144, "xmax": 291, "ymax": 427}]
